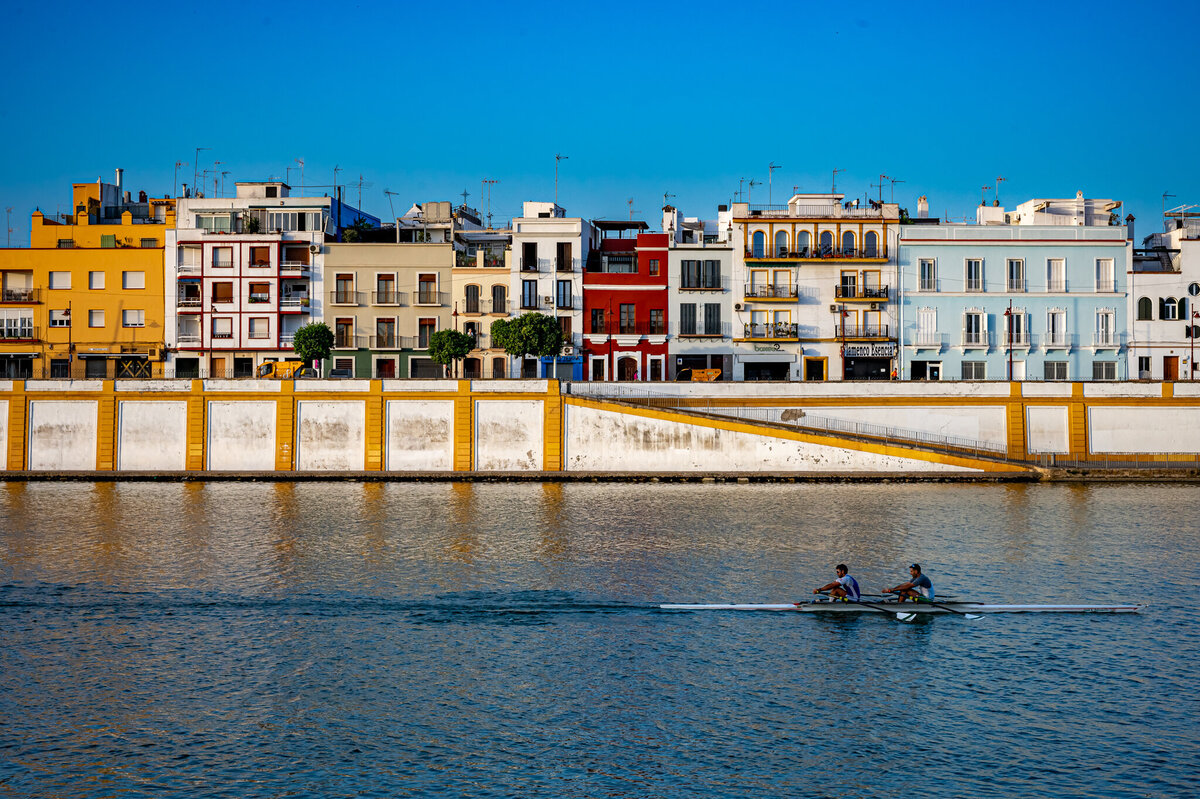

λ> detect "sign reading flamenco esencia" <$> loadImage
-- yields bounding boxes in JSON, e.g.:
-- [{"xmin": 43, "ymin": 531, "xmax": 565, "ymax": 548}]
[{"xmin": 843, "ymin": 342, "xmax": 898, "ymax": 358}]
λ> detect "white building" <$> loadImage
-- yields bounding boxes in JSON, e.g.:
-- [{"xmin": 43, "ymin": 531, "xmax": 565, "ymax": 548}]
[
  {"xmin": 509, "ymin": 202, "xmax": 592, "ymax": 379},
  {"xmin": 1128, "ymin": 207, "xmax": 1200, "ymax": 380},
  {"xmin": 164, "ymin": 181, "xmax": 376, "ymax": 378},
  {"xmin": 730, "ymin": 194, "xmax": 901, "ymax": 380},
  {"xmin": 664, "ymin": 205, "xmax": 735, "ymax": 380}
]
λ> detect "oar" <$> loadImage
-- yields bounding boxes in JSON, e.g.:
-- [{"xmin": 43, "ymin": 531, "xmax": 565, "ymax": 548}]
[
  {"xmin": 883, "ymin": 592, "xmax": 982, "ymax": 621},
  {"xmin": 808, "ymin": 592, "xmax": 917, "ymax": 623}
]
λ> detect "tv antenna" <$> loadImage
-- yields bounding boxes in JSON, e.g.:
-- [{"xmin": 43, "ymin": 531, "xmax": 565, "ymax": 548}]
[
  {"xmin": 872, "ymin": 175, "xmax": 887, "ymax": 204},
  {"xmin": 192, "ymin": 147, "xmax": 209, "ymax": 195},
  {"xmin": 173, "ymin": 160, "xmax": 184, "ymax": 199},
  {"xmin": 555, "ymin": 153, "xmax": 568, "ymax": 207},
  {"xmin": 887, "ymin": 176, "xmax": 905, "ymax": 204},
  {"xmin": 747, "ymin": 179, "xmax": 760, "ymax": 204},
  {"xmin": 981, "ymin": 185, "xmax": 993, "ymax": 206},
  {"xmin": 6, "ymin": 207, "xmax": 12, "ymax": 247},
  {"xmin": 1163, "ymin": 191, "xmax": 1177, "ymax": 215},
  {"xmin": 663, "ymin": 190, "xmax": 675, "ymax": 208},
  {"xmin": 295, "ymin": 158, "xmax": 305, "ymax": 193},
  {"xmin": 212, "ymin": 160, "xmax": 223, "ymax": 195},
  {"xmin": 831, "ymin": 168, "xmax": 844, "ymax": 193},
  {"xmin": 356, "ymin": 175, "xmax": 373, "ymax": 209},
  {"xmin": 737, "ymin": 177, "xmax": 745, "ymax": 202},
  {"xmin": 627, "ymin": 198, "xmax": 636, "ymax": 220},
  {"xmin": 333, "ymin": 165, "xmax": 342, "ymax": 197},
  {"xmin": 383, "ymin": 189, "xmax": 400, "ymax": 220},
  {"xmin": 220, "ymin": 171, "xmax": 231, "ymax": 198},
  {"xmin": 482, "ymin": 179, "xmax": 499, "ymax": 228},
  {"xmin": 768, "ymin": 162, "xmax": 781, "ymax": 205},
  {"xmin": 995, "ymin": 176, "xmax": 1006, "ymax": 205}
]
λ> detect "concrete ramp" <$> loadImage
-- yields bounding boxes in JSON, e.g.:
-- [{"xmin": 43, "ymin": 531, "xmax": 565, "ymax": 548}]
[{"xmin": 564, "ymin": 397, "xmax": 1030, "ymax": 474}]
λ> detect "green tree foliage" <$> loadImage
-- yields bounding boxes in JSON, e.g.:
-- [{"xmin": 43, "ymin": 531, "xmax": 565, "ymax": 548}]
[
  {"xmin": 428, "ymin": 329, "xmax": 474, "ymax": 376},
  {"xmin": 341, "ymin": 217, "xmax": 374, "ymax": 243},
  {"xmin": 292, "ymin": 323, "xmax": 334, "ymax": 365},
  {"xmin": 491, "ymin": 313, "xmax": 563, "ymax": 359}
]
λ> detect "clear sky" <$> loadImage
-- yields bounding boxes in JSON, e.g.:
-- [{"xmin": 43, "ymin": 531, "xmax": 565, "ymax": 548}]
[{"xmin": 1, "ymin": 0, "xmax": 1195, "ymax": 244}]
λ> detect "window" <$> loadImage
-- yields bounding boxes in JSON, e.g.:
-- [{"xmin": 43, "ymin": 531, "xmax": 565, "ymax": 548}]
[
  {"xmin": 649, "ymin": 309, "xmax": 664, "ymax": 335},
  {"xmin": 122, "ymin": 271, "xmax": 145, "ymax": 290},
  {"xmin": 89, "ymin": 310, "xmax": 104, "ymax": 328},
  {"xmin": 680, "ymin": 303, "xmax": 697, "ymax": 335},
  {"xmin": 916, "ymin": 308, "xmax": 937, "ymax": 346},
  {"xmin": 919, "ymin": 259, "xmax": 936, "ymax": 291},
  {"xmin": 648, "ymin": 258, "xmax": 660, "ymax": 276},
  {"xmin": 752, "ymin": 231, "xmax": 765, "ymax": 258},
  {"xmin": 680, "ymin": 260, "xmax": 721, "ymax": 289},
  {"xmin": 556, "ymin": 280, "xmax": 572, "ymax": 310},
  {"xmin": 841, "ymin": 230, "xmax": 855, "ymax": 256},
  {"xmin": 839, "ymin": 271, "xmax": 857, "ymax": 298},
  {"xmin": 334, "ymin": 318, "xmax": 355, "ymax": 348},
  {"xmin": 819, "ymin": 231, "xmax": 833, "ymax": 256},
  {"xmin": 619, "ymin": 304, "xmax": 635, "ymax": 334},
  {"xmin": 140, "ymin": 238, "xmax": 157, "ymax": 248},
  {"xmin": 963, "ymin": 311, "xmax": 986, "ymax": 345},
  {"xmin": 211, "ymin": 282, "xmax": 233, "ymax": 304},
  {"xmin": 962, "ymin": 361, "xmax": 986, "ymax": 380},
  {"xmin": 122, "ymin": 309, "xmax": 145, "ymax": 328},
  {"xmin": 197, "ymin": 213, "xmax": 232, "ymax": 233},
  {"xmin": 1046, "ymin": 310, "xmax": 1067, "ymax": 346},
  {"xmin": 1162, "ymin": 297, "xmax": 1179, "ymax": 321},
  {"xmin": 418, "ymin": 318, "xmax": 436, "ymax": 349},
  {"xmin": 249, "ymin": 282, "xmax": 270, "ymax": 304},
  {"xmin": 1005, "ymin": 311, "xmax": 1028, "ymax": 345},
  {"xmin": 376, "ymin": 274, "xmax": 397, "ymax": 304},
  {"xmin": 1137, "ymin": 297, "xmax": 1153, "ymax": 320},
  {"xmin": 334, "ymin": 274, "xmax": 355, "ymax": 304},
  {"xmin": 418, "ymin": 274, "xmax": 438, "ymax": 305},
  {"xmin": 1046, "ymin": 259, "xmax": 1065, "ymax": 292},
  {"xmin": 521, "ymin": 280, "xmax": 537, "ymax": 309},
  {"xmin": 775, "ymin": 230, "xmax": 788, "ymax": 257},
  {"xmin": 49, "ymin": 309, "xmax": 70, "ymax": 327},
  {"xmin": 797, "ymin": 230, "xmax": 811, "ymax": 256},
  {"xmin": 1007, "ymin": 259, "xmax": 1025, "ymax": 292},
  {"xmin": 864, "ymin": 231, "xmax": 878, "ymax": 258},
  {"xmin": 1138, "ymin": 356, "xmax": 1151, "ymax": 379},
  {"xmin": 1044, "ymin": 361, "xmax": 1068, "ymax": 381},
  {"xmin": 212, "ymin": 247, "xmax": 233, "ymax": 267},
  {"xmin": 590, "ymin": 308, "xmax": 606, "ymax": 334},
  {"xmin": 1095, "ymin": 259, "xmax": 1114, "ymax": 292},
  {"xmin": 965, "ymin": 259, "xmax": 983, "ymax": 292},
  {"xmin": 704, "ymin": 303, "xmax": 721, "ymax": 336},
  {"xmin": 492, "ymin": 284, "xmax": 507, "ymax": 312},
  {"xmin": 250, "ymin": 246, "xmax": 271, "ymax": 266},
  {"xmin": 376, "ymin": 318, "xmax": 396, "ymax": 347},
  {"xmin": 1095, "ymin": 310, "xmax": 1115, "ymax": 346},
  {"xmin": 558, "ymin": 315, "xmax": 571, "ymax": 343},
  {"xmin": 57, "ymin": 239, "xmax": 74, "ymax": 248},
  {"xmin": 249, "ymin": 318, "xmax": 269, "ymax": 339},
  {"xmin": 49, "ymin": 271, "xmax": 71, "ymax": 289},
  {"xmin": 89, "ymin": 271, "xmax": 105, "ymax": 290},
  {"xmin": 266, "ymin": 211, "xmax": 323, "ymax": 233},
  {"xmin": 101, "ymin": 234, "xmax": 116, "ymax": 249},
  {"xmin": 601, "ymin": 254, "xmax": 636, "ymax": 273},
  {"xmin": 1092, "ymin": 361, "xmax": 1117, "ymax": 380},
  {"xmin": 85, "ymin": 358, "xmax": 107, "ymax": 378},
  {"xmin": 465, "ymin": 284, "xmax": 481, "ymax": 314}
]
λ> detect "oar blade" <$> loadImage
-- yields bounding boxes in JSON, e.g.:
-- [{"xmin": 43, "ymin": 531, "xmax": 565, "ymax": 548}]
[{"xmin": 895, "ymin": 612, "xmax": 918, "ymax": 622}]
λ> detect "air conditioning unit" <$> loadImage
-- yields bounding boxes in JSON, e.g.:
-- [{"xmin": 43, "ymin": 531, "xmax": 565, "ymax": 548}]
[
  {"xmin": 734, "ymin": 302, "xmax": 743, "ymax": 311},
  {"xmin": 543, "ymin": 295, "xmax": 553, "ymax": 304},
  {"xmin": 146, "ymin": 347, "xmax": 161, "ymax": 360},
  {"xmin": 562, "ymin": 345, "xmax": 574, "ymax": 355},
  {"xmin": 869, "ymin": 302, "xmax": 879, "ymax": 311},
  {"xmin": 829, "ymin": 304, "xmax": 839, "ymax": 313},
  {"xmin": 309, "ymin": 243, "xmax": 321, "ymax": 255}
]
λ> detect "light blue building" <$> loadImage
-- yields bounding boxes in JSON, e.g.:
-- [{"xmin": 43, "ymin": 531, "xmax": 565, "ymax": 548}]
[{"xmin": 898, "ymin": 195, "xmax": 1129, "ymax": 381}]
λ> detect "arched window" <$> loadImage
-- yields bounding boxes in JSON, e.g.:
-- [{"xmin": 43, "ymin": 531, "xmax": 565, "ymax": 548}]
[
  {"xmin": 1137, "ymin": 297, "xmax": 1152, "ymax": 320},
  {"xmin": 819, "ymin": 231, "xmax": 833, "ymax": 256},
  {"xmin": 797, "ymin": 230, "xmax": 811, "ymax": 256},
  {"xmin": 842, "ymin": 230, "xmax": 855, "ymax": 256},
  {"xmin": 775, "ymin": 230, "xmax": 788, "ymax": 257},
  {"xmin": 864, "ymin": 231, "xmax": 878, "ymax": 257},
  {"xmin": 492, "ymin": 284, "xmax": 506, "ymax": 313},
  {"xmin": 1163, "ymin": 297, "xmax": 1179, "ymax": 320},
  {"xmin": 752, "ymin": 231, "xmax": 766, "ymax": 258},
  {"xmin": 465, "ymin": 284, "xmax": 480, "ymax": 314}
]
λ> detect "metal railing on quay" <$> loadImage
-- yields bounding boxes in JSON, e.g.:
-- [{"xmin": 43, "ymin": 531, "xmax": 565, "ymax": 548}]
[{"xmin": 1033, "ymin": 453, "xmax": 1200, "ymax": 470}]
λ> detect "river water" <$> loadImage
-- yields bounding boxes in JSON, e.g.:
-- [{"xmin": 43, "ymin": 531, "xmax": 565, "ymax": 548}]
[{"xmin": 0, "ymin": 481, "xmax": 1196, "ymax": 798}]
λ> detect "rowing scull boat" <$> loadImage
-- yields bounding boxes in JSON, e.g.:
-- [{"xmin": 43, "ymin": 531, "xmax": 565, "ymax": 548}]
[{"xmin": 659, "ymin": 601, "xmax": 1141, "ymax": 614}]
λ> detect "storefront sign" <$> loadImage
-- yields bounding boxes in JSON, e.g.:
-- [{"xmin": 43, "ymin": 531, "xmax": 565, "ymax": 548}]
[
  {"xmin": 752, "ymin": 343, "xmax": 782, "ymax": 352},
  {"xmin": 843, "ymin": 342, "xmax": 897, "ymax": 358}
]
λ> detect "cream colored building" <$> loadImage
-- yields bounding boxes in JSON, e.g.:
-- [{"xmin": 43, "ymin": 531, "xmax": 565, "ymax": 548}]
[
  {"xmin": 322, "ymin": 243, "xmax": 452, "ymax": 378},
  {"xmin": 451, "ymin": 230, "xmax": 512, "ymax": 378}
]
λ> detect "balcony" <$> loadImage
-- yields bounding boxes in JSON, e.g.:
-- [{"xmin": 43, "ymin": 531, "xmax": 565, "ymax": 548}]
[
  {"xmin": 333, "ymin": 333, "xmax": 367, "ymax": 349},
  {"xmin": 1093, "ymin": 332, "xmax": 1121, "ymax": 348},
  {"xmin": 520, "ymin": 258, "xmax": 545, "ymax": 273},
  {"xmin": 177, "ymin": 332, "xmax": 201, "ymax": 345},
  {"xmin": 415, "ymin": 289, "xmax": 447, "ymax": 306},
  {"xmin": 0, "ymin": 325, "xmax": 38, "ymax": 342},
  {"xmin": 556, "ymin": 297, "xmax": 579, "ymax": 311},
  {"xmin": 372, "ymin": 290, "xmax": 405, "ymax": 306},
  {"xmin": 279, "ymin": 296, "xmax": 310, "ymax": 312},
  {"xmin": 742, "ymin": 322, "xmax": 799, "ymax": 340},
  {"xmin": 1042, "ymin": 332, "xmax": 1074, "ymax": 350},
  {"xmin": 914, "ymin": 331, "xmax": 943, "ymax": 348},
  {"xmin": 747, "ymin": 247, "xmax": 887, "ymax": 262},
  {"xmin": 836, "ymin": 324, "xmax": 891, "ymax": 341},
  {"xmin": 960, "ymin": 330, "xmax": 992, "ymax": 348},
  {"xmin": 176, "ymin": 263, "xmax": 202, "ymax": 276},
  {"xmin": 370, "ymin": 333, "xmax": 412, "ymax": 349},
  {"xmin": 248, "ymin": 293, "xmax": 271, "ymax": 304},
  {"xmin": 744, "ymin": 284, "xmax": 799, "ymax": 301},
  {"xmin": 280, "ymin": 261, "xmax": 311, "ymax": 275},
  {"xmin": 585, "ymin": 321, "xmax": 668, "ymax": 336},
  {"xmin": 212, "ymin": 331, "xmax": 234, "ymax": 340},
  {"xmin": 1002, "ymin": 330, "xmax": 1031, "ymax": 347},
  {"xmin": 329, "ymin": 290, "xmax": 363, "ymax": 306},
  {"xmin": 177, "ymin": 295, "xmax": 202, "ymax": 311},
  {"xmin": 833, "ymin": 284, "xmax": 889, "ymax": 301},
  {"xmin": 556, "ymin": 258, "xmax": 581, "ymax": 273},
  {"xmin": 279, "ymin": 333, "xmax": 295, "ymax": 347},
  {"xmin": 680, "ymin": 279, "xmax": 728, "ymax": 292},
  {"xmin": 0, "ymin": 288, "xmax": 39, "ymax": 304},
  {"xmin": 520, "ymin": 297, "xmax": 539, "ymax": 310}
]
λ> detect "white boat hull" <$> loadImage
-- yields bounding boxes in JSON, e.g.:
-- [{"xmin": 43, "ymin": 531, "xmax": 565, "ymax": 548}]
[{"xmin": 659, "ymin": 602, "xmax": 1141, "ymax": 614}]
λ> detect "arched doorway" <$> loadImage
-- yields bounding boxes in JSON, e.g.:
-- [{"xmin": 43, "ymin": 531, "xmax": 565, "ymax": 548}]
[
  {"xmin": 463, "ymin": 357, "xmax": 482, "ymax": 378},
  {"xmin": 618, "ymin": 356, "xmax": 639, "ymax": 381}
]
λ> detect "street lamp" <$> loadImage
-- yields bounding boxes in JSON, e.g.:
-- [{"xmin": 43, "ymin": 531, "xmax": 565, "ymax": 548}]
[
  {"xmin": 1004, "ymin": 301, "xmax": 1013, "ymax": 381},
  {"xmin": 1193, "ymin": 310, "xmax": 1199, "ymax": 381}
]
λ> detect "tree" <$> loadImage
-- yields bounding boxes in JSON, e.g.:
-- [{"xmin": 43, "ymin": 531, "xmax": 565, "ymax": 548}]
[
  {"xmin": 490, "ymin": 313, "xmax": 563, "ymax": 377},
  {"xmin": 341, "ymin": 217, "xmax": 374, "ymax": 243},
  {"xmin": 427, "ymin": 329, "xmax": 474, "ymax": 378},
  {"xmin": 292, "ymin": 323, "xmax": 334, "ymax": 368}
]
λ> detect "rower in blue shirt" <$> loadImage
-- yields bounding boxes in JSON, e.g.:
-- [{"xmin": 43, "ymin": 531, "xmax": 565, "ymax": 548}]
[
  {"xmin": 813, "ymin": 564, "xmax": 862, "ymax": 601},
  {"xmin": 888, "ymin": 563, "xmax": 934, "ymax": 602}
]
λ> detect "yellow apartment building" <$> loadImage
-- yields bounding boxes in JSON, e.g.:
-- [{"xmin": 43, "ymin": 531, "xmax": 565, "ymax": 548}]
[
  {"xmin": 0, "ymin": 172, "xmax": 174, "ymax": 378},
  {"xmin": 452, "ymin": 231, "xmax": 512, "ymax": 378}
]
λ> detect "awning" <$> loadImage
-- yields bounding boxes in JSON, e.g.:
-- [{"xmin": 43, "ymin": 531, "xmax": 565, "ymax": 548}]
[
  {"xmin": 0, "ymin": 352, "xmax": 37, "ymax": 357},
  {"xmin": 735, "ymin": 352, "xmax": 796, "ymax": 363}
]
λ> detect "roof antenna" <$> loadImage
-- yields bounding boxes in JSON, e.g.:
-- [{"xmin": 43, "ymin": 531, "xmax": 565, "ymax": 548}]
[
  {"xmin": 995, "ymin": 176, "xmax": 1006, "ymax": 206},
  {"xmin": 482, "ymin": 179, "xmax": 499, "ymax": 228}
]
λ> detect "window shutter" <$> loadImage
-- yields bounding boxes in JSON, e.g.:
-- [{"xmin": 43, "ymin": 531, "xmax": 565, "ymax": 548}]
[
  {"xmin": 1180, "ymin": 298, "xmax": 1189, "ymax": 318},
  {"xmin": 1160, "ymin": 298, "xmax": 1167, "ymax": 319}
]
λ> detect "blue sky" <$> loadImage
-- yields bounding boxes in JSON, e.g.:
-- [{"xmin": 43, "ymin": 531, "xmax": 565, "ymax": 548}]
[{"xmin": 1, "ymin": 0, "xmax": 1195, "ymax": 244}]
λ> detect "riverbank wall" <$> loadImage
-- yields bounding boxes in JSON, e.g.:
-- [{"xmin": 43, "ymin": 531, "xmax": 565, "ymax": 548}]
[{"xmin": 1, "ymin": 379, "xmax": 1198, "ymax": 478}]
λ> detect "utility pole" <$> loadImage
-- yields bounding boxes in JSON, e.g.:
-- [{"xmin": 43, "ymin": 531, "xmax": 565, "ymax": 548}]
[
  {"xmin": 482, "ymin": 179, "xmax": 499, "ymax": 228},
  {"xmin": 1193, "ymin": 310, "xmax": 1198, "ymax": 381},
  {"xmin": 1005, "ymin": 300, "xmax": 1013, "ymax": 381},
  {"xmin": 193, "ymin": 147, "xmax": 209, "ymax": 197},
  {"xmin": 832, "ymin": 168, "xmax": 844, "ymax": 194},
  {"xmin": 768, "ymin": 162, "xmax": 781, "ymax": 205},
  {"xmin": 555, "ymin": 154, "xmax": 568, "ymax": 207},
  {"xmin": 333, "ymin": 165, "xmax": 342, "ymax": 198}
]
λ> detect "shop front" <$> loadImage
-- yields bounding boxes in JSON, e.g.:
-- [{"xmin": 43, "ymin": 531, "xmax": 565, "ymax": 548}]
[
  {"xmin": 842, "ymin": 341, "xmax": 896, "ymax": 380},
  {"xmin": 738, "ymin": 348, "xmax": 795, "ymax": 381}
]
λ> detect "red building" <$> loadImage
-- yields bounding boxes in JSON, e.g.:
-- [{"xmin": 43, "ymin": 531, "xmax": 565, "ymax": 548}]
[{"xmin": 582, "ymin": 222, "xmax": 669, "ymax": 380}]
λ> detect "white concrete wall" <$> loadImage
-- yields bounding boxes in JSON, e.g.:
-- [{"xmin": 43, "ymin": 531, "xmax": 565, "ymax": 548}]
[
  {"xmin": 117, "ymin": 401, "xmax": 187, "ymax": 470},
  {"xmin": 27, "ymin": 400, "xmax": 97, "ymax": 471},
  {"xmin": 1089, "ymin": 406, "xmax": 1200, "ymax": 453},
  {"xmin": 475, "ymin": 400, "xmax": 543, "ymax": 470},
  {"xmin": 296, "ymin": 400, "xmax": 366, "ymax": 471},
  {"xmin": 386, "ymin": 400, "xmax": 454, "ymax": 471},
  {"xmin": 564, "ymin": 404, "xmax": 973, "ymax": 472},
  {"xmin": 0, "ymin": 400, "xmax": 8, "ymax": 469},
  {"xmin": 1022, "ymin": 383, "xmax": 1074, "ymax": 397},
  {"xmin": 114, "ymin": 381, "xmax": 192, "ymax": 393},
  {"xmin": 295, "ymin": 380, "xmax": 370, "ymax": 392},
  {"xmin": 208, "ymin": 401, "xmax": 276, "ymax": 471},
  {"xmin": 568, "ymin": 381, "xmax": 1013, "ymax": 399},
  {"xmin": 472, "ymin": 379, "xmax": 549, "ymax": 393},
  {"xmin": 1083, "ymin": 383, "xmax": 1162, "ymax": 397},
  {"xmin": 381, "ymin": 380, "xmax": 458, "ymax": 392},
  {"xmin": 26, "ymin": 380, "xmax": 103, "ymax": 392},
  {"xmin": 1026, "ymin": 406, "xmax": 1070, "ymax": 454}
]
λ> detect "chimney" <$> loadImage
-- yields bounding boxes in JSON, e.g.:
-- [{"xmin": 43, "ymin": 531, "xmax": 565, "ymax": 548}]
[
  {"xmin": 1125, "ymin": 214, "xmax": 1135, "ymax": 243},
  {"xmin": 115, "ymin": 168, "xmax": 124, "ymax": 194},
  {"xmin": 917, "ymin": 196, "xmax": 929, "ymax": 219}
]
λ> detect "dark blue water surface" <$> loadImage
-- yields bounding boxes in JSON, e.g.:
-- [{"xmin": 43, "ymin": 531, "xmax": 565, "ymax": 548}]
[{"xmin": 0, "ymin": 481, "xmax": 1197, "ymax": 798}]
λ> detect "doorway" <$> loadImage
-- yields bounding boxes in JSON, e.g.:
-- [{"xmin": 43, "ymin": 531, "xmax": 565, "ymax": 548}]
[
  {"xmin": 1010, "ymin": 360, "xmax": 1026, "ymax": 381},
  {"xmin": 912, "ymin": 361, "xmax": 941, "ymax": 380},
  {"xmin": 618, "ymin": 356, "xmax": 638, "ymax": 381},
  {"xmin": 1164, "ymin": 356, "xmax": 1179, "ymax": 381},
  {"xmin": 649, "ymin": 358, "xmax": 663, "ymax": 381},
  {"xmin": 804, "ymin": 357, "xmax": 827, "ymax": 381},
  {"xmin": 210, "ymin": 356, "xmax": 226, "ymax": 378}
]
